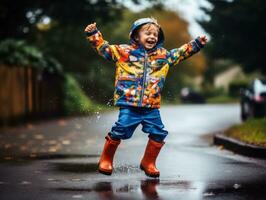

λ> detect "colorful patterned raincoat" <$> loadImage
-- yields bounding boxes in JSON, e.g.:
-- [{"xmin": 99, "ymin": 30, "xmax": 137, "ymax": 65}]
[{"xmin": 86, "ymin": 18, "xmax": 204, "ymax": 108}]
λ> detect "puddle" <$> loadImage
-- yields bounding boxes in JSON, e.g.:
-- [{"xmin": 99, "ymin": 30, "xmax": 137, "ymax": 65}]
[
  {"xmin": 52, "ymin": 179, "xmax": 266, "ymax": 200},
  {"xmin": 202, "ymin": 181, "xmax": 266, "ymax": 199},
  {"xmin": 52, "ymin": 162, "xmax": 98, "ymax": 173}
]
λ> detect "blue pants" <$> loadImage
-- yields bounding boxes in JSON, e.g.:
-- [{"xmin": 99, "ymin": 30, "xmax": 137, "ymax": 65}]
[{"xmin": 109, "ymin": 106, "xmax": 168, "ymax": 142}]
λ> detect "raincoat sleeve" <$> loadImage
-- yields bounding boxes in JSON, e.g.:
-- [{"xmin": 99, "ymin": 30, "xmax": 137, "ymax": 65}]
[
  {"xmin": 86, "ymin": 29, "xmax": 121, "ymax": 62},
  {"xmin": 168, "ymin": 37, "xmax": 204, "ymax": 67}
]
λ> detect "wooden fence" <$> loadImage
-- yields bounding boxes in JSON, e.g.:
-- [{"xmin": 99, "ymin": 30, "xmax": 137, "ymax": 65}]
[{"xmin": 0, "ymin": 65, "xmax": 64, "ymax": 126}]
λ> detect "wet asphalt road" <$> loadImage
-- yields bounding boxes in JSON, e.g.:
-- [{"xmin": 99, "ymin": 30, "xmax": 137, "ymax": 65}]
[{"xmin": 1, "ymin": 104, "xmax": 266, "ymax": 200}]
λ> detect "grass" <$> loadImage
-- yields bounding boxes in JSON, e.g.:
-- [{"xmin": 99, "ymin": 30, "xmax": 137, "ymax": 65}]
[
  {"xmin": 207, "ymin": 95, "xmax": 239, "ymax": 104},
  {"xmin": 224, "ymin": 118, "xmax": 266, "ymax": 147}
]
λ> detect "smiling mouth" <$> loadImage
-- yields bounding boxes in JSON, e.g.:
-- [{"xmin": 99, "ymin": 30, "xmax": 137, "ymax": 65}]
[{"xmin": 146, "ymin": 40, "xmax": 156, "ymax": 45}]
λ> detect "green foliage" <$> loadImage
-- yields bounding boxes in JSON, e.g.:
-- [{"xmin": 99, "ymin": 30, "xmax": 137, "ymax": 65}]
[
  {"xmin": 62, "ymin": 74, "xmax": 98, "ymax": 115},
  {"xmin": 201, "ymin": 84, "xmax": 226, "ymax": 98},
  {"xmin": 0, "ymin": 0, "xmax": 124, "ymax": 83},
  {"xmin": 203, "ymin": 59, "xmax": 235, "ymax": 85},
  {"xmin": 0, "ymin": 0, "xmax": 123, "ymax": 39},
  {"xmin": 75, "ymin": 63, "xmax": 115, "ymax": 104},
  {"xmin": 228, "ymin": 79, "xmax": 249, "ymax": 97},
  {"xmin": 225, "ymin": 118, "xmax": 266, "ymax": 147},
  {"xmin": 200, "ymin": 0, "xmax": 266, "ymax": 74},
  {"xmin": 0, "ymin": 39, "xmax": 62, "ymax": 74},
  {"xmin": 207, "ymin": 95, "xmax": 238, "ymax": 104}
]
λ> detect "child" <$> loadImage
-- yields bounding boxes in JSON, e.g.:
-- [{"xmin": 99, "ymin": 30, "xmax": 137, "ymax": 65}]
[{"xmin": 84, "ymin": 18, "xmax": 207, "ymax": 178}]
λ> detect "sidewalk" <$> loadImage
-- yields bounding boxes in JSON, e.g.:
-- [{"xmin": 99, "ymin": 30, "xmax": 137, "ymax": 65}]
[
  {"xmin": 214, "ymin": 132, "xmax": 266, "ymax": 159},
  {"xmin": 0, "ymin": 116, "xmax": 104, "ymax": 160}
]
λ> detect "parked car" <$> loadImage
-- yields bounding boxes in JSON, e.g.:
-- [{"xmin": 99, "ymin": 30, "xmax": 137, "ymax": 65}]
[
  {"xmin": 180, "ymin": 87, "xmax": 205, "ymax": 104},
  {"xmin": 240, "ymin": 78, "xmax": 266, "ymax": 121}
]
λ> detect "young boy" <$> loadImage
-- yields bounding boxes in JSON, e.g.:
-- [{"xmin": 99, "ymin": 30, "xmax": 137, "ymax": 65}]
[{"xmin": 85, "ymin": 18, "xmax": 207, "ymax": 178}]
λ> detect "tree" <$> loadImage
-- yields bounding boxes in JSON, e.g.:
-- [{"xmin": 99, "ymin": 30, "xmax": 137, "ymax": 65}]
[
  {"xmin": 199, "ymin": 0, "xmax": 266, "ymax": 75},
  {"xmin": 0, "ymin": 0, "xmax": 125, "ymax": 104},
  {"xmin": 0, "ymin": 0, "xmax": 125, "ymax": 73},
  {"xmin": 0, "ymin": 0, "xmax": 123, "ymax": 39}
]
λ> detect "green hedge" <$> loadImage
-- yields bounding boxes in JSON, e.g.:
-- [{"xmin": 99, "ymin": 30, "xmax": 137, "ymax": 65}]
[
  {"xmin": 0, "ymin": 39, "xmax": 62, "ymax": 74},
  {"xmin": 228, "ymin": 80, "xmax": 249, "ymax": 97},
  {"xmin": 63, "ymin": 74, "xmax": 99, "ymax": 115},
  {"xmin": 201, "ymin": 84, "xmax": 226, "ymax": 98}
]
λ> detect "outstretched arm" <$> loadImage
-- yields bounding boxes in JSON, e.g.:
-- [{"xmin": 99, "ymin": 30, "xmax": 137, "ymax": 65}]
[
  {"xmin": 168, "ymin": 36, "xmax": 207, "ymax": 66},
  {"xmin": 84, "ymin": 22, "xmax": 121, "ymax": 62}
]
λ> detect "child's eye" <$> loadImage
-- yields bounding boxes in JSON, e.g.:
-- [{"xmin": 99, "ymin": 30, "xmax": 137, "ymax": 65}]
[{"xmin": 144, "ymin": 31, "xmax": 158, "ymax": 38}]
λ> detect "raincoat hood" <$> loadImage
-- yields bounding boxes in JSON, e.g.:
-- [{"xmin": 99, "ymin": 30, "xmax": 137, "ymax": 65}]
[{"xmin": 129, "ymin": 18, "xmax": 165, "ymax": 47}]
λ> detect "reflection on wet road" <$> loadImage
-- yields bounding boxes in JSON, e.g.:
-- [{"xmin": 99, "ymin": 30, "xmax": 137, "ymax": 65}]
[{"xmin": 0, "ymin": 104, "xmax": 266, "ymax": 200}]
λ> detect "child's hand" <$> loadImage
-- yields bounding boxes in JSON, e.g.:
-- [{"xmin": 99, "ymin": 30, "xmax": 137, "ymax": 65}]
[
  {"xmin": 199, "ymin": 35, "xmax": 207, "ymax": 45},
  {"xmin": 84, "ymin": 22, "xmax": 97, "ymax": 33}
]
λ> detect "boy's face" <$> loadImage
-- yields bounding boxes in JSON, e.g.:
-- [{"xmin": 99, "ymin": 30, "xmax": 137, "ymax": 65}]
[{"xmin": 136, "ymin": 24, "xmax": 159, "ymax": 50}]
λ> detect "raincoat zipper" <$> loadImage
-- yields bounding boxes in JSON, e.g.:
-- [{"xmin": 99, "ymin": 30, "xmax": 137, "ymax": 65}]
[{"xmin": 139, "ymin": 50, "xmax": 148, "ymax": 106}]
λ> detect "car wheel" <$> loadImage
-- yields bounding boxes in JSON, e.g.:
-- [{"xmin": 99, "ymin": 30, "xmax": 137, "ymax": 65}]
[
  {"xmin": 252, "ymin": 103, "xmax": 262, "ymax": 118},
  {"xmin": 241, "ymin": 102, "xmax": 248, "ymax": 121}
]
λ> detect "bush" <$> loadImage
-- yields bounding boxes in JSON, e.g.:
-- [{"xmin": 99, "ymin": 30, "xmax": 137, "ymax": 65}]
[
  {"xmin": 63, "ymin": 74, "xmax": 98, "ymax": 115},
  {"xmin": 0, "ymin": 39, "xmax": 62, "ymax": 74},
  {"xmin": 201, "ymin": 84, "xmax": 226, "ymax": 98},
  {"xmin": 228, "ymin": 80, "xmax": 249, "ymax": 97}
]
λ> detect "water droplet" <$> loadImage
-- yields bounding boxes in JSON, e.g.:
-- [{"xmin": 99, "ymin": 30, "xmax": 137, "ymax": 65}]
[
  {"xmin": 203, "ymin": 192, "xmax": 215, "ymax": 197},
  {"xmin": 72, "ymin": 195, "xmax": 83, "ymax": 199},
  {"xmin": 20, "ymin": 181, "xmax": 32, "ymax": 185},
  {"xmin": 95, "ymin": 111, "xmax": 101, "ymax": 121},
  {"xmin": 71, "ymin": 178, "xmax": 82, "ymax": 182},
  {"xmin": 233, "ymin": 183, "xmax": 241, "ymax": 189}
]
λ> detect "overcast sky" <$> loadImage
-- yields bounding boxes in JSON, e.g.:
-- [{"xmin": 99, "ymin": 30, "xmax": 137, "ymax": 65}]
[{"xmin": 121, "ymin": 0, "xmax": 212, "ymax": 38}]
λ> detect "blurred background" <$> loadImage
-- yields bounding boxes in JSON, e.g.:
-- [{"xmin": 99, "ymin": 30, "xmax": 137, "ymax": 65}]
[{"xmin": 1, "ymin": 0, "xmax": 265, "ymax": 126}]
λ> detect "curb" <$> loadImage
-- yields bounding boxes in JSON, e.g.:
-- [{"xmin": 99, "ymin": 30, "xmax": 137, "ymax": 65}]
[{"xmin": 214, "ymin": 132, "xmax": 266, "ymax": 159}]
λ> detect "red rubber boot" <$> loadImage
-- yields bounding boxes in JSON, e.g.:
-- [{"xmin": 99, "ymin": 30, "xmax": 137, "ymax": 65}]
[
  {"xmin": 98, "ymin": 135, "xmax": 120, "ymax": 175},
  {"xmin": 140, "ymin": 139, "xmax": 164, "ymax": 178}
]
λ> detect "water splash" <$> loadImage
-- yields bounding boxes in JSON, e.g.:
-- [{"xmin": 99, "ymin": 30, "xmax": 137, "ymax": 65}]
[{"xmin": 95, "ymin": 111, "xmax": 101, "ymax": 122}]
